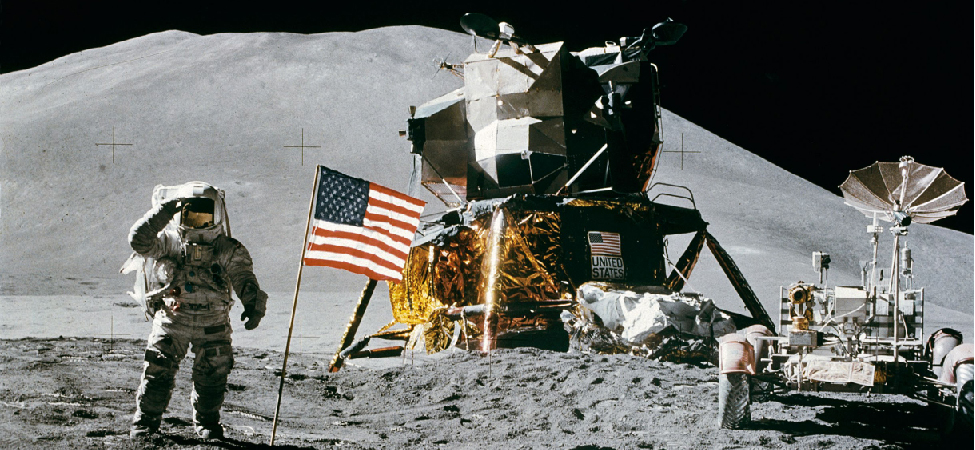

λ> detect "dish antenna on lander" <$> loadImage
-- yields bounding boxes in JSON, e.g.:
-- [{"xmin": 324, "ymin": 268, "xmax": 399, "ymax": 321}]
[{"xmin": 840, "ymin": 155, "xmax": 968, "ymax": 351}]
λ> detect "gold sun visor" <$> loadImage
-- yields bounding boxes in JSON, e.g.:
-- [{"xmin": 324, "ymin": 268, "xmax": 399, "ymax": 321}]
[
  {"xmin": 149, "ymin": 181, "xmax": 230, "ymax": 236},
  {"xmin": 180, "ymin": 198, "xmax": 215, "ymax": 229}
]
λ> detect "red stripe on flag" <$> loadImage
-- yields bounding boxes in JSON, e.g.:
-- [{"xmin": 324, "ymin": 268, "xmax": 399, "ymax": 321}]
[
  {"xmin": 302, "ymin": 258, "xmax": 396, "ymax": 282},
  {"xmin": 368, "ymin": 196, "xmax": 423, "ymax": 219},
  {"xmin": 305, "ymin": 242, "xmax": 405, "ymax": 273},
  {"xmin": 370, "ymin": 183, "xmax": 425, "ymax": 209},
  {"xmin": 589, "ymin": 231, "xmax": 622, "ymax": 256},
  {"xmin": 309, "ymin": 226, "xmax": 409, "ymax": 260},
  {"xmin": 363, "ymin": 211, "xmax": 415, "ymax": 245}
]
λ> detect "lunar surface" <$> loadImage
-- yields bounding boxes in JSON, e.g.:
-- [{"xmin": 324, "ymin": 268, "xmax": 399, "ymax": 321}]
[
  {"xmin": 0, "ymin": 26, "xmax": 972, "ymax": 449},
  {"xmin": 1, "ymin": 337, "xmax": 971, "ymax": 449}
]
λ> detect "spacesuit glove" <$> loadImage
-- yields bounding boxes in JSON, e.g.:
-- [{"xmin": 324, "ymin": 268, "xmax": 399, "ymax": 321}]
[
  {"xmin": 129, "ymin": 199, "xmax": 182, "ymax": 254},
  {"xmin": 241, "ymin": 307, "xmax": 264, "ymax": 330},
  {"xmin": 152, "ymin": 199, "xmax": 181, "ymax": 225}
]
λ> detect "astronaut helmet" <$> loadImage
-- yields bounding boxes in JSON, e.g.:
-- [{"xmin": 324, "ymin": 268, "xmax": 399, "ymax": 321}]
[{"xmin": 151, "ymin": 181, "xmax": 229, "ymax": 242}]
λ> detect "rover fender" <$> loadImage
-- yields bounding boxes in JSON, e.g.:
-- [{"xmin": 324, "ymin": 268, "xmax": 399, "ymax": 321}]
[
  {"xmin": 927, "ymin": 328, "xmax": 964, "ymax": 378},
  {"xmin": 718, "ymin": 334, "xmax": 754, "ymax": 429}
]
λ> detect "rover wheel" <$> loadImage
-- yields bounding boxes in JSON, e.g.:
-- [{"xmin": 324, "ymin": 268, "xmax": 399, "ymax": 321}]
[
  {"xmin": 719, "ymin": 372, "xmax": 750, "ymax": 429},
  {"xmin": 957, "ymin": 374, "xmax": 973, "ymax": 428},
  {"xmin": 941, "ymin": 364, "xmax": 973, "ymax": 441}
]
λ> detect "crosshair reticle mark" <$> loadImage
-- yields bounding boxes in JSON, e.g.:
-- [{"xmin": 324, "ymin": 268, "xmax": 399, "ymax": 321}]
[
  {"xmin": 660, "ymin": 133, "xmax": 700, "ymax": 170},
  {"xmin": 95, "ymin": 126, "xmax": 133, "ymax": 163},
  {"xmin": 284, "ymin": 128, "xmax": 321, "ymax": 166}
]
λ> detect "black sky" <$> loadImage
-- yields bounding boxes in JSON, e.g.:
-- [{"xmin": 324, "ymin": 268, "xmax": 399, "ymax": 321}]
[{"xmin": 2, "ymin": 1, "xmax": 971, "ymax": 233}]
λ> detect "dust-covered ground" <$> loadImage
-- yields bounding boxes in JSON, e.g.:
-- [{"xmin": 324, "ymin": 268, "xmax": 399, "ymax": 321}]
[{"xmin": 1, "ymin": 337, "xmax": 970, "ymax": 449}]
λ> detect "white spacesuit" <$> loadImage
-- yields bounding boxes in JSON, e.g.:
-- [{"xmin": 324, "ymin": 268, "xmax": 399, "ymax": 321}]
[{"xmin": 126, "ymin": 182, "xmax": 267, "ymax": 439}]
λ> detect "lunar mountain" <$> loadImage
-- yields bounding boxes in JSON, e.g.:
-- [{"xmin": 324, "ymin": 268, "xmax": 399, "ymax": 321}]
[{"xmin": 0, "ymin": 25, "xmax": 971, "ymax": 332}]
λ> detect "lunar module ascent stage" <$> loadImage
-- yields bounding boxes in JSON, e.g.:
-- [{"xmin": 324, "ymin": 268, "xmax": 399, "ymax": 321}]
[{"xmin": 329, "ymin": 13, "xmax": 777, "ymax": 367}]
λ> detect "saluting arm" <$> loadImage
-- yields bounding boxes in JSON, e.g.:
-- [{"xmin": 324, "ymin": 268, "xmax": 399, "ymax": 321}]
[{"xmin": 129, "ymin": 199, "xmax": 180, "ymax": 258}]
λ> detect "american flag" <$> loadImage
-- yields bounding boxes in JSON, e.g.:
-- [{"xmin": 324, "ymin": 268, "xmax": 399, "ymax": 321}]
[
  {"xmin": 304, "ymin": 166, "xmax": 425, "ymax": 282},
  {"xmin": 588, "ymin": 231, "xmax": 621, "ymax": 256}
]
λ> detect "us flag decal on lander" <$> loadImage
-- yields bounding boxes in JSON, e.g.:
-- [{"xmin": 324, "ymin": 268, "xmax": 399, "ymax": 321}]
[{"xmin": 588, "ymin": 231, "xmax": 624, "ymax": 280}]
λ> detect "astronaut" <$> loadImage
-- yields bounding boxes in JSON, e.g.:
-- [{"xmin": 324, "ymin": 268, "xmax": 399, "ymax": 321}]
[{"xmin": 126, "ymin": 182, "xmax": 267, "ymax": 439}]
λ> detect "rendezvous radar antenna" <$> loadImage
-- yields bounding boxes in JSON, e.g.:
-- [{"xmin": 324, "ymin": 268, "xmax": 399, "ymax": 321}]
[{"xmin": 839, "ymin": 155, "xmax": 968, "ymax": 369}]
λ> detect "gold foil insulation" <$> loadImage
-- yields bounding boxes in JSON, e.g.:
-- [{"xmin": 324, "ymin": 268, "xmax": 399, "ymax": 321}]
[
  {"xmin": 391, "ymin": 204, "xmax": 566, "ymax": 316},
  {"xmin": 388, "ymin": 202, "xmax": 568, "ymax": 350},
  {"xmin": 388, "ymin": 245, "xmax": 445, "ymax": 325},
  {"xmin": 421, "ymin": 307, "xmax": 481, "ymax": 354},
  {"xmin": 481, "ymin": 207, "xmax": 564, "ymax": 305}
]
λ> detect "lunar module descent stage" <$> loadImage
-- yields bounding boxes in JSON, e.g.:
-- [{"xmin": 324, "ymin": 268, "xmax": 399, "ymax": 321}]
[{"xmin": 329, "ymin": 13, "xmax": 777, "ymax": 367}]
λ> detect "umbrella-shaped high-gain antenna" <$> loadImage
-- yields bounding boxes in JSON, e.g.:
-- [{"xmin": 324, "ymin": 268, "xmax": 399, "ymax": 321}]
[
  {"xmin": 840, "ymin": 155, "xmax": 968, "ymax": 226},
  {"xmin": 839, "ymin": 155, "xmax": 968, "ymax": 369}
]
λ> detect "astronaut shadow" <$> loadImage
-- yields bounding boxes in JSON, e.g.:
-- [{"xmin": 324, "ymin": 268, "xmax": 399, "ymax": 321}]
[
  {"xmin": 752, "ymin": 393, "xmax": 942, "ymax": 448},
  {"xmin": 159, "ymin": 417, "xmax": 316, "ymax": 449},
  {"xmin": 164, "ymin": 433, "xmax": 317, "ymax": 450},
  {"xmin": 162, "ymin": 416, "xmax": 194, "ymax": 427}
]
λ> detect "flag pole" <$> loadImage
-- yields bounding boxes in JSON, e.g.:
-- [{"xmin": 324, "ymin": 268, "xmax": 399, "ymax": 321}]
[{"xmin": 269, "ymin": 165, "xmax": 321, "ymax": 446}]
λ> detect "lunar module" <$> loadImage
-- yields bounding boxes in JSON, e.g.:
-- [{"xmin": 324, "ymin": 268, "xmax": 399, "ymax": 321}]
[
  {"xmin": 330, "ymin": 14, "xmax": 778, "ymax": 369},
  {"xmin": 716, "ymin": 156, "xmax": 972, "ymax": 436}
]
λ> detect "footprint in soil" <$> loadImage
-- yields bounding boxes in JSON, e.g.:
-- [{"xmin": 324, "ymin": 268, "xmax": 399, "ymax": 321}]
[
  {"xmin": 73, "ymin": 409, "xmax": 99, "ymax": 419},
  {"xmin": 85, "ymin": 429, "xmax": 116, "ymax": 438}
]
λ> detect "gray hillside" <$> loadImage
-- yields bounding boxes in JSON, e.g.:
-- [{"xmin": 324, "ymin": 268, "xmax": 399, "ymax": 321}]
[{"xmin": 1, "ymin": 26, "xmax": 970, "ymax": 319}]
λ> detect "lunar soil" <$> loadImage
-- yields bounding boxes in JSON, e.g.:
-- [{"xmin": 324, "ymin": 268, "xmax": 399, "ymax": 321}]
[{"xmin": 1, "ymin": 337, "xmax": 970, "ymax": 449}]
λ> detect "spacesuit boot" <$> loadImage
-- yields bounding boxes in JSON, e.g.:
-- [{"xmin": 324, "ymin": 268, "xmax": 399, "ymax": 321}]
[
  {"xmin": 131, "ymin": 310, "xmax": 191, "ymax": 437},
  {"xmin": 189, "ymin": 315, "xmax": 234, "ymax": 440}
]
